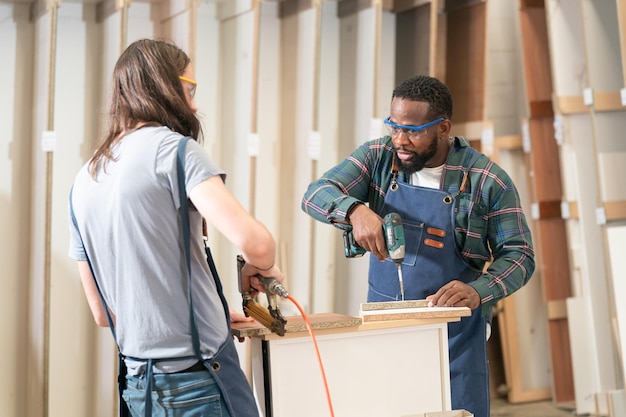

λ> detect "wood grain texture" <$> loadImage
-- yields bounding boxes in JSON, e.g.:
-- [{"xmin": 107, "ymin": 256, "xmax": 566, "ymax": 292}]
[
  {"xmin": 361, "ymin": 300, "xmax": 430, "ymax": 311},
  {"xmin": 360, "ymin": 306, "xmax": 471, "ymax": 322}
]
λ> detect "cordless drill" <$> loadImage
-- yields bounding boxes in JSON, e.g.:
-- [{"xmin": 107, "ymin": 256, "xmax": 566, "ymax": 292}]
[
  {"xmin": 341, "ymin": 212, "xmax": 406, "ymax": 299},
  {"xmin": 383, "ymin": 212, "xmax": 406, "ymax": 300}
]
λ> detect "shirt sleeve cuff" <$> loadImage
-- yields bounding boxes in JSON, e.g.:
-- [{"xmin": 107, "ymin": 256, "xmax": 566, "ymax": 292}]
[
  {"xmin": 331, "ymin": 197, "xmax": 363, "ymax": 223},
  {"xmin": 469, "ymin": 278, "xmax": 498, "ymax": 317}
]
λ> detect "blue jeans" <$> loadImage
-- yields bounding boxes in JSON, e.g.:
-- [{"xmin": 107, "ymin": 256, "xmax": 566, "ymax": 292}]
[{"xmin": 122, "ymin": 369, "xmax": 231, "ymax": 417}]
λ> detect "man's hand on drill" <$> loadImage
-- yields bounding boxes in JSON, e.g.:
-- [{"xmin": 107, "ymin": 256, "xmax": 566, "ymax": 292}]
[
  {"xmin": 426, "ymin": 280, "xmax": 481, "ymax": 310},
  {"xmin": 348, "ymin": 204, "xmax": 387, "ymax": 261}
]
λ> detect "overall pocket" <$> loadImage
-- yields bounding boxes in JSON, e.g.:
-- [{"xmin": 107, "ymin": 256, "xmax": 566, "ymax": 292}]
[{"xmin": 401, "ymin": 218, "xmax": 424, "ymax": 267}]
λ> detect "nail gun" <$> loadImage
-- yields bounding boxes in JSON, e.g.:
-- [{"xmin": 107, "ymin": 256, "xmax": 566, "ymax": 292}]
[
  {"xmin": 237, "ymin": 255, "xmax": 288, "ymax": 336},
  {"xmin": 340, "ymin": 212, "xmax": 406, "ymax": 299}
]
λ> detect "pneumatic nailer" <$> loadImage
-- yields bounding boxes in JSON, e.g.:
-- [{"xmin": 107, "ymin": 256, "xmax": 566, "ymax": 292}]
[{"xmin": 237, "ymin": 255, "xmax": 288, "ymax": 336}]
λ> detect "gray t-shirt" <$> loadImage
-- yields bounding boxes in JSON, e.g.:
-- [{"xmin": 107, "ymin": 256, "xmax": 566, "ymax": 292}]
[{"xmin": 68, "ymin": 126, "xmax": 229, "ymax": 374}]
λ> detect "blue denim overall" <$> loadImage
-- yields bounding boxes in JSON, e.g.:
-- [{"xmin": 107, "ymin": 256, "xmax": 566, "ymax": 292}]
[{"xmin": 368, "ymin": 167, "xmax": 489, "ymax": 417}]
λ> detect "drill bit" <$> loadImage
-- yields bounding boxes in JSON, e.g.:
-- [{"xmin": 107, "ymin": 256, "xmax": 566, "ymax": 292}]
[{"xmin": 397, "ymin": 264, "xmax": 405, "ymax": 301}]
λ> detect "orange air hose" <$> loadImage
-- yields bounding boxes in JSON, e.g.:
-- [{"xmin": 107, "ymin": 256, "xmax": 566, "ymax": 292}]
[{"xmin": 286, "ymin": 295, "xmax": 335, "ymax": 417}]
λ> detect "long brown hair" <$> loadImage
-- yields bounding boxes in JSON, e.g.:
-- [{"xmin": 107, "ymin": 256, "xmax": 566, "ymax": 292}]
[{"xmin": 89, "ymin": 39, "xmax": 202, "ymax": 177}]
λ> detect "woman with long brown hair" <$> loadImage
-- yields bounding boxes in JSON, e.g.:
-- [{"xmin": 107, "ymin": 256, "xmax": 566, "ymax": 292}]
[{"xmin": 69, "ymin": 38, "xmax": 280, "ymax": 417}]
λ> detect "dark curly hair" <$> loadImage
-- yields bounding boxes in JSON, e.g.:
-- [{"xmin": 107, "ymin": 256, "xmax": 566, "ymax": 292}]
[{"xmin": 392, "ymin": 75, "xmax": 453, "ymax": 120}]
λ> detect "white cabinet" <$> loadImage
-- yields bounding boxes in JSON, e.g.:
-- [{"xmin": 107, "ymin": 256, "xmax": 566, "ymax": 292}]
[{"xmin": 234, "ymin": 311, "xmax": 469, "ymax": 417}]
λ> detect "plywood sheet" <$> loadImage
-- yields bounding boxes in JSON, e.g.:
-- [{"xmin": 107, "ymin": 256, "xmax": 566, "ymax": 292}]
[
  {"xmin": 231, "ymin": 313, "xmax": 362, "ymax": 339},
  {"xmin": 360, "ymin": 305, "xmax": 471, "ymax": 322}
]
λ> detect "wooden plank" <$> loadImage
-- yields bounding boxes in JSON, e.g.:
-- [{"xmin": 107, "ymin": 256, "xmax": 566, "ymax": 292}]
[
  {"xmin": 537, "ymin": 200, "xmax": 562, "ymax": 219},
  {"xmin": 536, "ymin": 218, "xmax": 574, "ymax": 404},
  {"xmin": 494, "ymin": 135, "xmax": 522, "ymax": 150},
  {"xmin": 537, "ymin": 219, "xmax": 572, "ymax": 301},
  {"xmin": 551, "ymin": 317, "xmax": 575, "ymax": 404},
  {"xmin": 519, "ymin": 8, "xmax": 553, "ymax": 104},
  {"xmin": 557, "ymin": 95, "xmax": 589, "ymax": 115},
  {"xmin": 360, "ymin": 306, "xmax": 471, "ymax": 322},
  {"xmin": 605, "ymin": 201, "xmax": 626, "ymax": 221},
  {"xmin": 547, "ymin": 299, "xmax": 567, "ymax": 320},
  {"xmin": 527, "ymin": 117, "xmax": 563, "ymax": 201},
  {"xmin": 594, "ymin": 91, "xmax": 625, "ymax": 112},
  {"xmin": 529, "ymin": 100, "xmax": 554, "ymax": 118}
]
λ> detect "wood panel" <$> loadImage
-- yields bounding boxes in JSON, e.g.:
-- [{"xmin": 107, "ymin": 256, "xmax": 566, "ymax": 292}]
[{"xmin": 444, "ymin": 1, "xmax": 486, "ymax": 124}]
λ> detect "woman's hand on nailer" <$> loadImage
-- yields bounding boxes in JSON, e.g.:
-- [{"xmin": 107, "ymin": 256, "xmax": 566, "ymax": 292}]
[
  {"xmin": 229, "ymin": 309, "xmax": 254, "ymax": 343},
  {"xmin": 245, "ymin": 263, "xmax": 286, "ymax": 295},
  {"xmin": 230, "ymin": 309, "xmax": 254, "ymax": 323}
]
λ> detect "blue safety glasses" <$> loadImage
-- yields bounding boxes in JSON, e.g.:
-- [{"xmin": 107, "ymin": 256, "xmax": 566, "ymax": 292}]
[{"xmin": 384, "ymin": 117, "xmax": 445, "ymax": 140}]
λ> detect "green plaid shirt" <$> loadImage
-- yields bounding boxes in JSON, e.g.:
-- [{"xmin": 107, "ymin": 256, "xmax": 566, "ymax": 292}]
[{"xmin": 302, "ymin": 136, "xmax": 535, "ymax": 315}]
